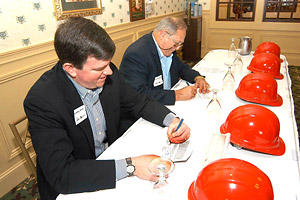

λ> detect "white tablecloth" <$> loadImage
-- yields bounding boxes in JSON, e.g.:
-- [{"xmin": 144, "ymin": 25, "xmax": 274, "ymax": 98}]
[{"xmin": 57, "ymin": 50, "xmax": 300, "ymax": 200}]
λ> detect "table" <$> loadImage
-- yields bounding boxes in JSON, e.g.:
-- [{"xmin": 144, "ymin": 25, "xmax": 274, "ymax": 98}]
[{"xmin": 57, "ymin": 50, "xmax": 300, "ymax": 200}]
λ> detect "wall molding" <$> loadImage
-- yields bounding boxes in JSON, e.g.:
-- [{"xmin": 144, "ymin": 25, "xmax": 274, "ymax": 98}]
[
  {"xmin": 0, "ymin": 41, "xmax": 55, "ymax": 66},
  {"xmin": 137, "ymin": 27, "xmax": 155, "ymax": 39},
  {"xmin": 9, "ymin": 140, "xmax": 35, "ymax": 160},
  {"xmin": 0, "ymin": 59, "xmax": 58, "ymax": 84},
  {"xmin": 0, "ymin": 152, "xmax": 36, "ymax": 180},
  {"xmin": 111, "ymin": 33, "xmax": 136, "ymax": 44}
]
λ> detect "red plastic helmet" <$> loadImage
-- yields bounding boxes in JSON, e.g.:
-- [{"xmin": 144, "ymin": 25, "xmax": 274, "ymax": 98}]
[
  {"xmin": 254, "ymin": 42, "xmax": 281, "ymax": 59},
  {"xmin": 188, "ymin": 158, "xmax": 274, "ymax": 200},
  {"xmin": 220, "ymin": 104, "xmax": 286, "ymax": 156},
  {"xmin": 235, "ymin": 73, "xmax": 283, "ymax": 106},
  {"xmin": 248, "ymin": 52, "xmax": 284, "ymax": 79}
]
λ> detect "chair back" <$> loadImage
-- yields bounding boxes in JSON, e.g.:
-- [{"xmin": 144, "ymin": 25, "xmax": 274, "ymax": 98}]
[{"xmin": 9, "ymin": 116, "xmax": 37, "ymax": 179}]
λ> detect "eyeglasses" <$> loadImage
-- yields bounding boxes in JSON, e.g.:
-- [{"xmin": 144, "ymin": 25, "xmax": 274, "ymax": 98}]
[{"xmin": 167, "ymin": 32, "xmax": 184, "ymax": 48}]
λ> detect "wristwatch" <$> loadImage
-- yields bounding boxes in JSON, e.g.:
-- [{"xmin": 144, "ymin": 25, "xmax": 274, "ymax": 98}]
[
  {"xmin": 194, "ymin": 75, "xmax": 205, "ymax": 82},
  {"xmin": 125, "ymin": 157, "xmax": 135, "ymax": 177}
]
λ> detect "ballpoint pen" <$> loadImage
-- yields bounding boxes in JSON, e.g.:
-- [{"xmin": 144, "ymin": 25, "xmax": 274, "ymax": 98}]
[
  {"xmin": 186, "ymin": 81, "xmax": 190, "ymax": 86},
  {"xmin": 168, "ymin": 118, "xmax": 184, "ymax": 145},
  {"xmin": 175, "ymin": 118, "xmax": 184, "ymax": 131}
]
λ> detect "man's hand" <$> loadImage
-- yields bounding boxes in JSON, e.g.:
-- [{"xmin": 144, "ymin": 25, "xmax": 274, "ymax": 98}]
[
  {"xmin": 195, "ymin": 76, "xmax": 210, "ymax": 94},
  {"xmin": 167, "ymin": 118, "xmax": 191, "ymax": 144},
  {"xmin": 131, "ymin": 155, "xmax": 160, "ymax": 182},
  {"xmin": 175, "ymin": 86, "xmax": 197, "ymax": 101}
]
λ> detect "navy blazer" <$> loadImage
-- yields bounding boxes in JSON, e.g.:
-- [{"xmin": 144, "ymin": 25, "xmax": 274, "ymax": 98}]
[
  {"xmin": 119, "ymin": 32, "xmax": 200, "ymax": 105},
  {"xmin": 24, "ymin": 62, "xmax": 172, "ymax": 200}
]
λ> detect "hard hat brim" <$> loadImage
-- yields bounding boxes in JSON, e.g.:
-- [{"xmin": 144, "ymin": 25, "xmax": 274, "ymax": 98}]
[
  {"xmin": 247, "ymin": 67, "xmax": 284, "ymax": 79},
  {"xmin": 235, "ymin": 89, "xmax": 283, "ymax": 106}
]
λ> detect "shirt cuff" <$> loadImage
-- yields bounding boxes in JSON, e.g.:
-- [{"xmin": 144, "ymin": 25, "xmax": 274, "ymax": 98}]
[
  {"xmin": 163, "ymin": 113, "xmax": 177, "ymax": 127},
  {"xmin": 115, "ymin": 159, "xmax": 127, "ymax": 180}
]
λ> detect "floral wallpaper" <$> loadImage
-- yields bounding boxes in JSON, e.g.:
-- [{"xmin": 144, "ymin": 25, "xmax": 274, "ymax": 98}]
[{"xmin": 0, "ymin": 0, "xmax": 185, "ymax": 54}]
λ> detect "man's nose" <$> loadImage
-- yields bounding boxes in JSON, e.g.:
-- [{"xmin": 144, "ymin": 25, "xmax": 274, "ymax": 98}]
[{"xmin": 104, "ymin": 65, "xmax": 113, "ymax": 75}]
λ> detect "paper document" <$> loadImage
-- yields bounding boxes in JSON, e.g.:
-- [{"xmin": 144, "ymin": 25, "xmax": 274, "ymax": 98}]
[
  {"xmin": 197, "ymin": 92, "xmax": 210, "ymax": 100},
  {"xmin": 161, "ymin": 140, "xmax": 193, "ymax": 162}
]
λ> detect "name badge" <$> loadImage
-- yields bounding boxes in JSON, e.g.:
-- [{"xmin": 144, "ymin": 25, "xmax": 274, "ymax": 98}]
[
  {"xmin": 74, "ymin": 105, "xmax": 87, "ymax": 125},
  {"xmin": 153, "ymin": 75, "xmax": 163, "ymax": 87}
]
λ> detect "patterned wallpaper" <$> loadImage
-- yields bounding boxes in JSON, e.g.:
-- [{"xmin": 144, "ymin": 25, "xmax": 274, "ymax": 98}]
[{"xmin": 0, "ymin": 0, "xmax": 186, "ymax": 54}]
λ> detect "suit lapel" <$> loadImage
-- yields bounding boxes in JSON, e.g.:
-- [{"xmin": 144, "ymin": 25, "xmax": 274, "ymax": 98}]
[
  {"xmin": 55, "ymin": 64, "xmax": 96, "ymax": 155},
  {"xmin": 148, "ymin": 33, "xmax": 162, "ymax": 71},
  {"xmin": 169, "ymin": 53, "xmax": 177, "ymax": 86},
  {"xmin": 148, "ymin": 33, "xmax": 164, "ymax": 88},
  {"xmin": 99, "ymin": 67, "xmax": 118, "ymax": 145}
]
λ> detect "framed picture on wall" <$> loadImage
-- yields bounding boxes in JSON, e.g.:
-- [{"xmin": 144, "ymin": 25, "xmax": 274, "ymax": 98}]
[
  {"xmin": 53, "ymin": 0, "xmax": 102, "ymax": 20},
  {"xmin": 129, "ymin": 0, "xmax": 145, "ymax": 21}
]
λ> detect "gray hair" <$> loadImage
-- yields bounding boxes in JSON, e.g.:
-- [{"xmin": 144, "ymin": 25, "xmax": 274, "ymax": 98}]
[{"xmin": 154, "ymin": 16, "xmax": 187, "ymax": 35}]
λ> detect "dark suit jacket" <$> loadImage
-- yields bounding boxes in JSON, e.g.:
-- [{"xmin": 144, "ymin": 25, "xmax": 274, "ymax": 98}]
[
  {"xmin": 119, "ymin": 32, "xmax": 200, "ymax": 105},
  {"xmin": 24, "ymin": 62, "xmax": 172, "ymax": 200}
]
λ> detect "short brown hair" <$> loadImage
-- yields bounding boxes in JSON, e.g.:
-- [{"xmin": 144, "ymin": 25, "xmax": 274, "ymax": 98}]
[{"xmin": 54, "ymin": 17, "xmax": 116, "ymax": 69}]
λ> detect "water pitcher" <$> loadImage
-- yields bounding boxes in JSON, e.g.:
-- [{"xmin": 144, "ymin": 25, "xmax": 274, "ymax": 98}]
[{"xmin": 239, "ymin": 36, "xmax": 252, "ymax": 55}]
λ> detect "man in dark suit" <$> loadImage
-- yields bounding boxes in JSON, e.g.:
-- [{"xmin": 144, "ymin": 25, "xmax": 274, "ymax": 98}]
[
  {"xmin": 119, "ymin": 16, "xmax": 210, "ymax": 132},
  {"xmin": 119, "ymin": 16, "xmax": 210, "ymax": 105},
  {"xmin": 24, "ymin": 17, "xmax": 190, "ymax": 200}
]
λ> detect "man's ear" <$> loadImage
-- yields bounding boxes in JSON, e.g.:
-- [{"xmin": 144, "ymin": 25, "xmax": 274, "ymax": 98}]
[
  {"xmin": 157, "ymin": 30, "xmax": 167, "ymax": 44},
  {"xmin": 63, "ymin": 63, "xmax": 76, "ymax": 78},
  {"xmin": 160, "ymin": 30, "xmax": 167, "ymax": 38}
]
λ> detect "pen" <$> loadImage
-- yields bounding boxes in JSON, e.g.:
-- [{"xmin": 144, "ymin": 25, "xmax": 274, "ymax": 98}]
[
  {"xmin": 186, "ymin": 81, "xmax": 190, "ymax": 86},
  {"xmin": 175, "ymin": 118, "xmax": 184, "ymax": 131},
  {"xmin": 168, "ymin": 118, "xmax": 184, "ymax": 145}
]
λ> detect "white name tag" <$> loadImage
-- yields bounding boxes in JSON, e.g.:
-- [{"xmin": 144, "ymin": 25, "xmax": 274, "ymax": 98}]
[
  {"xmin": 74, "ymin": 105, "xmax": 87, "ymax": 125},
  {"xmin": 153, "ymin": 75, "xmax": 163, "ymax": 87}
]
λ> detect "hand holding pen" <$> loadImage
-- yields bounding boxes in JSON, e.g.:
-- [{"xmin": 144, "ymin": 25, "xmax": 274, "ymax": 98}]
[
  {"xmin": 167, "ymin": 118, "xmax": 191, "ymax": 144},
  {"xmin": 174, "ymin": 82, "xmax": 197, "ymax": 101}
]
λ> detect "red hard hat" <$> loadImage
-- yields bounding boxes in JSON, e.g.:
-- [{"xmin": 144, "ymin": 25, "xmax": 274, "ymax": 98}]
[
  {"xmin": 220, "ymin": 104, "xmax": 285, "ymax": 156},
  {"xmin": 235, "ymin": 73, "xmax": 283, "ymax": 106},
  {"xmin": 248, "ymin": 52, "xmax": 284, "ymax": 79},
  {"xmin": 254, "ymin": 42, "xmax": 281, "ymax": 59},
  {"xmin": 188, "ymin": 158, "xmax": 274, "ymax": 200}
]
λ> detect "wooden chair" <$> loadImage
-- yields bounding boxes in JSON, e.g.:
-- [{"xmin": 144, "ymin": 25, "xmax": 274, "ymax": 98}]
[{"xmin": 9, "ymin": 116, "xmax": 37, "ymax": 179}]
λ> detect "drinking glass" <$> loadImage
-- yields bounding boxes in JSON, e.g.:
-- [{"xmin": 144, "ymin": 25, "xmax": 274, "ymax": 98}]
[
  {"xmin": 148, "ymin": 157, "xmax": 175, "ymax": 190},
  {"xmin": 223, "ymin": 63, "xmax": 235, "ymax": 92},
  {"xmin": 206, "ymin": 89, "xmax": 222, "ymax": 123},
  {"xmin": 232, "ymin": 49, "xmax": 243, "ymax": 74},
  {"xmin": 227, "ymin": 38, "xmax": 237, "ymax": 63}
]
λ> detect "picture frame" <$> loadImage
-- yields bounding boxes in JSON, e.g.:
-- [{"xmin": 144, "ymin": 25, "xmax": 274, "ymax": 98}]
[
  {"xmin": 53, "ymin": 0, "xmax": 102, "ymax": 21},
  {"xmin": 129, "ymin": 0, "xmax": 145, "ymax": 22}
]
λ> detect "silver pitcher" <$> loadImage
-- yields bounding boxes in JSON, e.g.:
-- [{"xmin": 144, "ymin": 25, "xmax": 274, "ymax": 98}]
[{"xmin": 239, "ymin": 36, "xmax": 252, "ymax": 55}]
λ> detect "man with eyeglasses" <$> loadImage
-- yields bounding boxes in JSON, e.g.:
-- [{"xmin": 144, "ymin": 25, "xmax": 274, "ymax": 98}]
[{"xmin": 119, "ymin": 16, "xmax": 209, "ymax": 133}]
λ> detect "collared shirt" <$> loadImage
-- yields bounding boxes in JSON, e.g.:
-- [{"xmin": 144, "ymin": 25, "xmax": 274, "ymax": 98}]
[
  {"xmin": 64, "ymin": 69, "xmax": 126, "ymax": 180},
  {"xmin": 67, "ymin": 75, "xmax": 107, "ymax": 157},
  {"xmin": 152, "ymin": 33, "xmax": 173, "ymax": 89}
]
